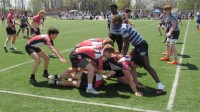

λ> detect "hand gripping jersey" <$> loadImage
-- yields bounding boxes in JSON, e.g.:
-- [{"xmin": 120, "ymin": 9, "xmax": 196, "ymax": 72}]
[{"xmin": 27, "ymin": 35, "xmax": 54, "ymax": 48}]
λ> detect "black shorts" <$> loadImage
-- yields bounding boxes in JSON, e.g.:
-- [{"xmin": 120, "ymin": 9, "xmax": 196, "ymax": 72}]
[
  {"xmin": 114, "ymin": 70, "xmax": 124, "ymax": 78},
  {"xmin": 6, "ymin": 26, "xmax": 16, "ymax": 35},
  {"xmin": 25, "ymin": 45, "xmax": 42, "ymax": 55},
  {"xmin": 79, "ymin": 73, "xmax": 96, "ymax": 89},
  {"xmin": 196, "ymin": 20, "xmax": 200, "ymax": 24},
  {"xmin": 178, "ymin": 17, "xmax": 181, "ymax": 20},
  {"xmin": 30, "ymin": 28, "xmax": 40, "ymax": 35},
  {"xmin": 159, "ymin": 23, "xmax": 165, "ymax": 26},
  {"xmin": 170, "ymin": 30, "xmax": 180, "ymax": 40},
  {"xmin": 69, "ymin": 51, "xmax": 89, "ymax": 68},
  {"xmin": 109, "ymin": 34, "xmax": 123, "ymax": 52},
  {"xmin": 20, "ymin": 24, "xmax": 28, "ymax": 28},
  {"xmin": 134, "ymin": 40, "xmax": 148, "ymax": 56}
]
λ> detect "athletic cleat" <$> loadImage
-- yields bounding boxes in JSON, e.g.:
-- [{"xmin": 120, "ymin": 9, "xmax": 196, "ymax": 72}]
[
  {"xmin": 167, "ymin": 61, "xmax": 178, "ymax": 65},
  {"xmin": 43, "ymin": 73, "xmax": 49, "ymax": 78},
  {"xmin": 160, "ymin": 57, "xmax": 170, "ymax": 61},
  {"xmin": 4, "ymin": 46, "xmax": 8, "ymax": 52},
  {"xmin": 156, "ymin": 89, "xmax": 166, "ymax": 95},
  {"xmin": 10, "ymin": 47, "xmax": 17, "ymax": 51},
  {"xmin": 86, "ymin": 88, "xmax": 100, "ymax": 94},
  {"xmin": 48, "ymin": 75, "xmax": 56, "ymax": 80},
  {"xmin": 162, "ymin": 40, "xmax": 166, "ymax": 43},
  {"xmin": 29, "ymin": 78, "xmax": 38, "ymax": 85}
]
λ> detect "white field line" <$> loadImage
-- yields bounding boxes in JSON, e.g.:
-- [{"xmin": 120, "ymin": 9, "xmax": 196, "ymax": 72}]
[
  {"xmin": 0, "ymin": 89, "xmax": 160, "ymax": 112},
  {"xmin": 0, "ymin": 48, "xmax": 74, "ymax": 72},
  {"xmin": 167, "ymin": 21, "xmax": 190, "ymax": 111},
  {"xmin": 0, "ymin": 22, "xmax": 157, "ymax": 72}
]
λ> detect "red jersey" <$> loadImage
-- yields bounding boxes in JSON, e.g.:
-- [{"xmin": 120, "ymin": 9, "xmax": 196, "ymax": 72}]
[
  {"xmin": 33, "ymin": 15, "xmax": 41, "ymax": 24},
  {"xmin": 76, "ymin": 38, "xmax": 103, "ymax": 48},
  {"xmin": 27, "ymin": 35, "xmax": 54, "ymax": 48},
  {"xmin": 75, "ymin": 47, "xmax": 103, "ymax": 70},
  {"xmin": 7, "ymin": 13, "xmax": 15, "ymax": 25}
]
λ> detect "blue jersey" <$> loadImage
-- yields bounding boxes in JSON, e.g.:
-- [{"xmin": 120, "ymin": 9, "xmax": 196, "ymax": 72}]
[
  {"xmin": 196, "ymin": 12, "xmax": 200, "ymax": 20},
  {"xmin": 108, "ymin": 13, "xmax": 126, "ymax": 35},
  {"xmin": 166, "ymin": 13, "xmax": 179, "ymax": 31},
  {"xmin": 115, "ymin": 23, "xmax": 144, "ymax": 46},
  {"xmin": 160, "ymin": 14, "xmax": 165, "ymax": 23},
  {"xmin": 21, "ymin": 15, "xmax": 28, "ymax": 25}
]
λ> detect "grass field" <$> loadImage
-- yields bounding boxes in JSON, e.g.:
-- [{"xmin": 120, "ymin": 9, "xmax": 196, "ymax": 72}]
[{"xmin": 0, "ymin": 18, "xmax": 199, "ymax": 112}]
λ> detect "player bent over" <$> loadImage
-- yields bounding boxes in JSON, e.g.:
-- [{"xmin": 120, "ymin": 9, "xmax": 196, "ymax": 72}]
[
  {"xmin": 112, "ymin": 14, "xmax": 165, "ymax": 94},
  {"xmin": 68, "ymin": 45, "xmax": 115, "ymax": 94},
  {"xmin": 25, "ymin": 27, "xmax": 67, "ymax": 85}
]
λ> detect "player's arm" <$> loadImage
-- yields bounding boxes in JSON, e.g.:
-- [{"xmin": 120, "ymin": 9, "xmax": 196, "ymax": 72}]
[
  {"xmin": 167, "ymin": 20, "xmax": 176, "ymax": 37},
  {"xmin": 48, "ymin": 45, "xmax": 67, "ymax": 63},
  {"xmin": 121, "ymin": 36, "xmax": 130, "ymax": 57}
]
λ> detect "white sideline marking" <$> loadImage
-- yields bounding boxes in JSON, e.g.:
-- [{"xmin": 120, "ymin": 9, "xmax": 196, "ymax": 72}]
[
  {"xmin": 0, "ymin": 89, "xmax": 160, "ymax": 112},
  {"xmin": 167, "ymin": 21, "xmax": 190, "ymax": 111},
  {"xmin": 0, "ymin": 22, "xmax": 157, "ymax": 72},
  {"xmin": 0, "ymin": 48, "xmax": 74, "ymax": 72}
]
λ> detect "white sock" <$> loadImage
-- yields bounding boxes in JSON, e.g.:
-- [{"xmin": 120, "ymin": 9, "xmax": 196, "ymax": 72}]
[
  {"xmin": 11, "ymin": 44, "xmax": 14, "ymax": 48},
  {"xmin": 87, "ymin": 83, "xmax": 93, "ymax": 89},
  {"xmin": 57, "ymin": 74, "xmax": 60, "ymax": 79}
]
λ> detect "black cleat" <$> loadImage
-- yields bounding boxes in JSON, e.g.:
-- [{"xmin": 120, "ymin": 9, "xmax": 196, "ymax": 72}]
[
  {"xmin": 43, "ymin": 73, "xmax": 49, "ymax": 78},
  {"xmin": 29, "ymin": 78, "xmax": 38, "ymax": 85},
  {"xmin": 4, "ymin": 46, "xmax": 8, "ymax": 52}
]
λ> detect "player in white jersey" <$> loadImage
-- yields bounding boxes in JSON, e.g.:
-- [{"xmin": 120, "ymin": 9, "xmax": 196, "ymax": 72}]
[
  {"xmin": 107, "ymin": 4, "xmax": 126, "ymax": 53},
  {"xmin": 196, "ymin": 9, "xmax": 200, "ymax": 32}
]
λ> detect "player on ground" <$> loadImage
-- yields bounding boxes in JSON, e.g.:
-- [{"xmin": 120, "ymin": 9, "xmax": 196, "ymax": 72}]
[
  {"xmin": 158, "ymin": 11, "xmax": 166, "ymax": 36},
  {"xmin": 30, "ymin": 10, "xmax": 46, "ymax": 37},
  {"xmin": 196, "ymin": 9, "xmax": 200, "ymax": 32},
  {"xmin": 25, "ymin": 27, "xmax": 67, "ymax": 85},
  {"xmin": 160, "ymin": 5, "xmax": 180, "ymax": 65},
  {"xmin": 3, "ymin": 7, "xmax": 20, "ymax": 52},
  {"xmin": 68, "ymin": 45, "xmax": 115, "ymax": 94},
  {"xmin": 16, "ymin": 11, "xmax": 30, "ymax": 39},
  {"xmin": 48, "ymin": 69, "xmax": 104, "ymax": 90},
  {"xmin": 112, "ymin": 14, "xmax": 165, "ymax": 94}
]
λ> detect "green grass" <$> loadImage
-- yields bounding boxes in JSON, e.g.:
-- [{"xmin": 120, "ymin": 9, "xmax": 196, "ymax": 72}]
[{"xmin": 0, "ymin": 19, "xmax": 200, "ymax": 112}]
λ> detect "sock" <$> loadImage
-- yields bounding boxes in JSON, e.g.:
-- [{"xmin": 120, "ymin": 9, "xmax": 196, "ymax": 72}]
[
  {"xmin": 43, "ymin": 70, "xmax": 48, "ymax": 74},
  {"xmin": 87, "ymin": 83, "xmax": 93, "ymax": 89},
  {"xmin": 30, "ymin": 74, "xmax": 35, "ymax": 79},
  {"xmin": 55, "ymin": 80, "xmax": 58, "ymax": 85},
  {"xmin": 166, "ymin": 55, "xmax": 170, "ymax": 59},
  {"xmin": 11, "ymin": 44, "xmax": 14, "ymax": 48},
  {"xmin": 55, "ymin": 74, "xmax": 60, "ymax": 79}
]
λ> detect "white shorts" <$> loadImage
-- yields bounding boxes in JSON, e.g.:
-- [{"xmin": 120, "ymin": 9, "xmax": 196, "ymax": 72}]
[{"xmin": 166, "ymin": 38, "xmax": 178, "ymax": 44}]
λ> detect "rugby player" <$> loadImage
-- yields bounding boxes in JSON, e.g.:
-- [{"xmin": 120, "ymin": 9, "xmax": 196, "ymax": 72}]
[{"xmin": 25, "ymin": 27, "xmax": 67, "ymax": 85}]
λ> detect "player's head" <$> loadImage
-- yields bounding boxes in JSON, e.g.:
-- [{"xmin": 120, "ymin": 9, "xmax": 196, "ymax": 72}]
[
  {"xmin": 38, "ymin": 10, "xmax": 46, "ymax": 17},
  {"xmin": 131, "ymin": 54, "xmax": 144, "ymax": 67},
  {"xmin": 112, "ymin": 14, "xmax": 123, "ymax": 29},
  {"xmin": 103, "ymin": 44, "xmax": 115, "ymax": 58},
  {"xmin": 103, "ymin": 38, "xmax": 114, "ymax": 47},
  {"xmin": 9, "ymin": 7, "xmax": 15, "ymax": 14},
  {"xmin": 110, "ymin": 4, "xmax": 118, "ymax": 14},
  {"xmin": 48, "ymin": 27, "xmax": 59, "ymax": 39},
  {"xmin": 125, "ymin": 8, "xmax": 131, "ymax": 13},
  {"xmin": 164, "ymin": 5, "xmax": 171, "ymax": 14}
]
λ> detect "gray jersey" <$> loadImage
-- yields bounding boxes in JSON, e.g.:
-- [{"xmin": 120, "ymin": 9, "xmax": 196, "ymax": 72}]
[{"xmin": 21, "ymin": 15, "xmax": 28, "ymax": 25}]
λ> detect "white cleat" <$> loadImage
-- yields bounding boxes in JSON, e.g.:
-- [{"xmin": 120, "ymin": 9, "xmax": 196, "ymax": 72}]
[
  {"xmin": 48, "ymin": 75, "xmax": 56, "ymax": 80},
  {"xmin": 86, "ymin": 88, "xmax": 100, "ymax": 94}
]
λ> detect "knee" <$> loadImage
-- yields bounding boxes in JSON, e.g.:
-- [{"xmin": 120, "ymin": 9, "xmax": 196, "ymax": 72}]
[
  {"xmin": 35, "ymin": 58, "xmax": 41, "ymax": 64},
  {"xmin": 44, "ymin": 56, "xmax": 50, "ymax": 62}
]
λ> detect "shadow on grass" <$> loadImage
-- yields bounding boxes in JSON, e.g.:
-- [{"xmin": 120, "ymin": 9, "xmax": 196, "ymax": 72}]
[
  {"xmin": 33, "ymin": 81, "xmax": 73, "ymax": 90},
  {"xmin": 176, "ymin": 42, "xmax": 183, "ymax": 45},
  {"xmin": 180, "ymin": 63, "xmax": 198, "ymax": 70},
  {"xmin": 178, "ymin": 54, "xmax": 191, "ymax": 58},
  {"xmin": 137, "ymin": 72, "xmax": 147, "ymax": 77},
  {"xmin": 11, "ymin": 50, "xmax": 25, "ymax": 54},
  {"xmin": 48, "ymin": 54, "xmax": 57, "ymax": 59}
]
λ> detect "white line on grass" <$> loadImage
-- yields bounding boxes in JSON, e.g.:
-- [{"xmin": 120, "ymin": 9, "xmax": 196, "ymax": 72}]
[
  {"xmin": 167, "ymin": 21, "xmax": 190, "ymax": 111},
  {"xmin": 0, "ymin": 22, "xmax": 157, "ymax": 72},
  {"xmin": 0, "ymin": 89, "xmax": 160, "ymax": 112},
  {"xmin": 0, "ymin": 48, "xmax": 74, "ymax": 72}
]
